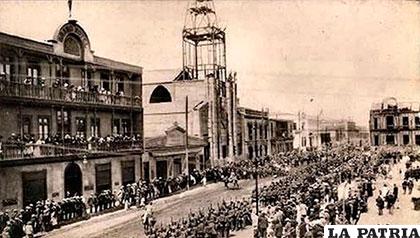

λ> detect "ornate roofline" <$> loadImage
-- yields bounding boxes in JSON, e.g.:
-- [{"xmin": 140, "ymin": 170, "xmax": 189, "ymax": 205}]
[{"xmin": 0, "ymin": 31, "xmax": 142, "ymax": 74}]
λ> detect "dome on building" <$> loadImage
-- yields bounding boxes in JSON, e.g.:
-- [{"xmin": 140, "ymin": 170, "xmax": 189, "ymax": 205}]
[{"xmin": 382, "ymin": 97, "xmax": 398, "ymax": 109}]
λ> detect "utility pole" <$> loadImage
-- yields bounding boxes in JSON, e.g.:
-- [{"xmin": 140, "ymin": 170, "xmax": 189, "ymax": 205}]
[
  {"xmin": 298, "ymin": 111, "xmax": 301, "ymax": 149},
  {"xmin": 255, "ymin": 107, "xmax": 264, "ymax": 216},
  {"xmin": 316, "ymin": 109, "xmax": 323, "ymax": 147},
  {"xmin": 185, "ymin": 96, "xmax": 190, "ymax": 190},
  {"xmin": 255, "ymin": 155, "xmax": 259, "ymax": 216}
]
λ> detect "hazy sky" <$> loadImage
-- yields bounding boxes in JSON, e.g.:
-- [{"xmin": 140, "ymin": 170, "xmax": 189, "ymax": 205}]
[{"xmin": 1, "ymin": 0, "xmax": 419, "ymax": 126}]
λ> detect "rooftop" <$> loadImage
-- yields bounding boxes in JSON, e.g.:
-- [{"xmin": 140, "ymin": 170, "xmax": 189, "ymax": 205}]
[{"xmin": 0, "ymin": 21, "xmax": 142, "ymax": 74}]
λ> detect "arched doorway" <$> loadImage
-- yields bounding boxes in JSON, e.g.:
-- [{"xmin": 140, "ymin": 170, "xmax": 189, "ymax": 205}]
[{"xmin": 64, "ymin": 162, "xmax": 82, "ymax": 197}]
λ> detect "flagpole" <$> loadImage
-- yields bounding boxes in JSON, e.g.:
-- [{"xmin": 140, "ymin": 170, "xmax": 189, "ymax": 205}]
[
  {"xmin": 185, "ymin": 96, "xmax": 190, "ymax": 190},
  {"xmin": 68, "ymin": 0, "xmax": 72, "ymax": 19}
]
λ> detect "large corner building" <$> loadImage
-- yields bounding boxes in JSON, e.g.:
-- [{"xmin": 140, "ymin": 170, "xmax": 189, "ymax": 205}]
[
  {"xmin": 0, "ymin": 20, "xmax": 143, "ymax": 209},
  {"xmin": 369, "ymin": 97, "xmax": 420, "ymax": 146}
]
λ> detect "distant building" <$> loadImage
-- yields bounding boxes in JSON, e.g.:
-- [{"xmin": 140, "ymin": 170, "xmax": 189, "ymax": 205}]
[
  {"xmin": 236, "ymin": 108, "xmax": 294, "ymax": 159},
  {"xmin": 369, "ymin": 97, "xmax": 420, "ymax": 146},
  {"xmin": 319, "ymin": 119, "xmax": 367, "ymax": 146},
  {"xmin": 268, "ymin": 118, "xmax": 294, "ymax": 154},
  {"xmin": 0, "ymin": 20, "xmax": 143, "ymax": 209},
  {"xmin": 283, "ymin": 112, "xmax": 366, "ymax": 149},
  {"xmin": 237, "ymin": 107, "xmax": 269, "ymax": 159}
]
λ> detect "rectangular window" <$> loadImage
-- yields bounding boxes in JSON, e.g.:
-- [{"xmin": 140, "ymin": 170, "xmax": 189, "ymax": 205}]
[
  {"xmin": 101, "ymin": 73, "xmax": 110, "ymax": 91},
  {"xmin": 57, "ymin": 110, "xmax": 71, "ymax": 135},
  {"xmin": 86, "ymin": 71, "xmax": 93, "ymax": 90},
  {"xmin": 95, "ymin": 163, "xmax": 112, "ymax": 193},
  {"xmin": 386, "ymin": 116, "xmax": 394, "ymax": 129},
  {"xmin": 20, "ymin": 115, "xmax": 32, "ymax": 137},
  {"xmin": 264, "ymin": 124, "xmax": 268, "ymax": 139},
  {"xmin": 116, "ymin": 76, "xmax": 124, "ymax": 94},
  {"xmin": 26, "ymin": 63, "xmax": 41, "ymax": 85},
  {"xmin": 247, "ymin": 123, "xmax": 253, "ymax": 140},
  {"xmin": 373, "ymin": 135, "xmax": 379, "ymax": 146},
  {"xmin": 22, "ymin": 170, "xmax": 47, "ymax": 206},
  {"xmin": 402, "ymin": 117, "xmax": 409, "ymax": 128},
  {"xmin": 403, "ymin": 134, "xmax": 410, "ymax": 145},
  {"xmin": 222, "ymin": 145, "xmax": 227, "ymax": 158},
  {"xmin": 55, "ymin": 64, "xmax": 70, "ymax": 85},
  {"xmin": 270, "ymin": 123, "xmax": 274, "ymax": 137},
  {"xmin": 121, "ymin": 160, "xmax": 135, "ymax": 186},
  {"xmin": 386, "ymin": 134, "xmax": 395, "ymax": 145},
  {"xmin": 121, "ymin": 119, "xmax": 131, "ymax": 136},
  {"xmin": 113, "ymin": 119, "xmax": 120, "ymax": 135},
  {"xmin": 416, "ymin": 117, "xmax": 420, "ymax": 129},
  {"xmin": 0, "ymin": 58, "xmax": 12, "ymax": 81},
  {"xmin": 38, "ymin": 116, "xmax": 49, "ymax": 140},
  {"xmin": 416, "ymin": 135, "xmax": 420, "ymax": 145},
  {"xmin": 76, "ymin": 118, "xmax": 86, "ymax": 138},
  {"xmin": 373, "ymin": 118, "xmax": 379, "ymax": 129},
  {"xmin": 90, "ymin": 118, "xmax": 100, "ymax": 138}
]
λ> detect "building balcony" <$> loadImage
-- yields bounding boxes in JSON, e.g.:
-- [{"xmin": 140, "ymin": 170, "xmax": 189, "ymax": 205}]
[
  {"xmin": 0, "ymin": 137, "xmax": 142, "ymax": 163},
  {"xmin": 370, "ymin": 125, "xmax": 420, "ymax": 132},
  {"xmin": 0, "ymin": 79, "xmax": 141, "ymax": 109}
]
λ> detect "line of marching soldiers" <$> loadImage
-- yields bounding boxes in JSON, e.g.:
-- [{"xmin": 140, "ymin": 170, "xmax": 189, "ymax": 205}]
[{"xmin": 143, "ymin": 199, "xmax": 253, "ymax": 238}]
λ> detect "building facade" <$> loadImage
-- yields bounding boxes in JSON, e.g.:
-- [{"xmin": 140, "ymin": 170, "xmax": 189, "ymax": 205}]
[
  {"xmin": 236, "ymin": 108, "xmax": 294, "ymax": 160},
  {"xmin": 294, "ymin": 112, "xmax": 321, "ymax": 149},
  {"xmin": 143, "ymin": 123, "xmax": 206, "ymax": 180},
  {"xmin": 288, "ymin": 112, "xmax": 366, "ymax": 149},
  {"xmin": 0, "ymin": 20, "xmax": 143, "ymax": 209},
  {"xmin": 268, "ymin": 118, "xmax": 294, "ymax": 154},
  {"xmin": 237, "ymin": 107, "xmax": 269, "ymax": 159},
  {"xmin": 369, "ymin": 97, "xmax": 420, "ymax": 146}
]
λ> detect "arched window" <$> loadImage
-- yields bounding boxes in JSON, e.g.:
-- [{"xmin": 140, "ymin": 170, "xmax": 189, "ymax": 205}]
[
  {"xmin": 64, "ymin": 35, "xmax": 82, "ymax": 56},
  {"xmin": 149, "ymin": 85, "xmax": 172, "ymax": 103}
]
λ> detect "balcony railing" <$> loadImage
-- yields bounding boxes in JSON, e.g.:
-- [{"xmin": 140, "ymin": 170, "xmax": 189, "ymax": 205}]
[
  {"xmin": 0, "ymin": 79, "xmax": 141, "ymax": 108},
  {"xmin": 1, "ymin": 141, "xmax": 141, "ymax": 161}
]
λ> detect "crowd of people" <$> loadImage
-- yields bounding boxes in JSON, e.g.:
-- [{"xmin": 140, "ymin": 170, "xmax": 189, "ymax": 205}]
[
  {"xmin": 1, "ymin": 144, "xmax": 417, "ymax": 238},
  {"xmin": 0, "ymin": 133, "xmax": 142, "ymax": 159},
  {"xmin": 1, "ymin": 75, "xmax": 141, "ymax": 107},
  {"xmin": 50, "ymin": 78, "xmax": 139, "ymax": 105},
  {"xmin": 0, "ymin": 196, "xmax": 86, "ymax": 238},
  {"xmin": 252, "ymin": 147, "xmax": 402, "ymax": 238},
  {"xmin": 143, "ymin": 145, "xmax": 410, "ymax": 238},
  {"xmin": 0, "ymin": 153, "xmax": 301, "ymax": 238}
]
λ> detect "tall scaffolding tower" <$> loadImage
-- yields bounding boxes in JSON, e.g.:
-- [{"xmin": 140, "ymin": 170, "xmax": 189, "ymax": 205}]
[
  {"xmin": 182, "ymin": 0, "xmax": 226, "ymax": 81},
  {"xmin": 181, "ymin": 0, "xmax": 230, "ymax": 165}
]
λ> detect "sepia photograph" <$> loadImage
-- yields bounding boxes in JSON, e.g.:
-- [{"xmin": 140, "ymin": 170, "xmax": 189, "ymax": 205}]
[{"xmin": 0, "ymin": 0, "xmax": 419, "ymax": 237}]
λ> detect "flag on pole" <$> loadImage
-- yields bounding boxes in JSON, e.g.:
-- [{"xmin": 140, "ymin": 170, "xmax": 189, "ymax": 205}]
[{"xmin": 68, "ymin": 0, "xmax": 73, "ymax": 18}]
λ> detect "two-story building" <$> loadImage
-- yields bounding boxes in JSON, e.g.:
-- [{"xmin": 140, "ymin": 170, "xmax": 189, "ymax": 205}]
[
  {"xmin": 268, "ymin": 118, "xmax": 294, "ymax": 154},
  {"xmin": 236, "ymin": 108, "xmax": 295, "ymax": 159},
  {"xmin": 369, "ymin": 97, "xmax": 420, "ymax": 146},
  {"xmin": 237, "ymin": 107, "xmax": 270, "ymax": 159},
  {"xmin": 0, "ymin": 19, "xmax": 143, "ymax": 209}
]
